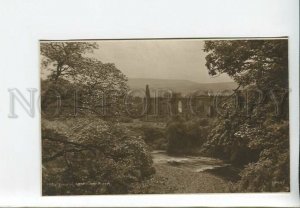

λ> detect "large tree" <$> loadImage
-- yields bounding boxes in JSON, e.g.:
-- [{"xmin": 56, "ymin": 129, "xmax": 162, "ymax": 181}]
[
  {"xmin": 202, "ymin": 39, "xmax": 289, "ymax": 192},
  {"xmin": 41, "ymin": 42, "xmax": 99, "ymax": 81},
  {"xmin": 204, "ymin": 39, "xmax": 288, "ymax": 90},
  {"xmin": 41, "ymin": 42, "xmax": 129, "ymax": 117},
  {"xmin": 73, "ymin": 59, "xmax": 129, "ymax": 116}
]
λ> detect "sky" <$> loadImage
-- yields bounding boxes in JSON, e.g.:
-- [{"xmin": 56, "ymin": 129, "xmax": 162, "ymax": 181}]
[{"xmin": 90, "ymin": 39, "xmax": 233, "ymax": 83}]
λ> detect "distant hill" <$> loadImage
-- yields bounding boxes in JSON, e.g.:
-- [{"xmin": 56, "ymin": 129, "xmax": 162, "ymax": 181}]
[{"xmin": 128, "ymin": 78, "xmax": 238, "ymax": 95}]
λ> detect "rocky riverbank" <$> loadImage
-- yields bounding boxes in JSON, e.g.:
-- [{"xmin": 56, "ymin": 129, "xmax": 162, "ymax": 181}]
[
  {"xmin": 145, "ymin": 163, "xmax": 230, "ymax": 193},
  {"xmin": 140, "ymin": 151, "xmax": 231, "ymax": 193}
]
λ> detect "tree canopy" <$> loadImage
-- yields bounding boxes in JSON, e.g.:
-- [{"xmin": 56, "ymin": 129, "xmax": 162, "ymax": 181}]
[
  {"xmin": 202, "ymin": 39, "xmax": 289, "ymax": 192},
  {"xmin": 204, "ymin": 39, "xmax": 288, "ymax": 90},
  {"xmin": 41, "ymin": 42, "xmax": 99, "ymax": 81},
  {"xmin": 40, "ymin": 42, "xmax": 129, "ymax": 117},
  {"xmin": 74, "ymin": 59, "xmax": 129, "ymax": 116}
]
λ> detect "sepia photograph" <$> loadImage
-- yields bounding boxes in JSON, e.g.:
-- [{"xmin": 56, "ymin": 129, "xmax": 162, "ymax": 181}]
[
  {"xmin": 40, "ymin": 38, "xmax": 290, "ymax": 195},
  {"xmin": 0, "ymin": 0, "xmax": 299, "ymax": 207}
]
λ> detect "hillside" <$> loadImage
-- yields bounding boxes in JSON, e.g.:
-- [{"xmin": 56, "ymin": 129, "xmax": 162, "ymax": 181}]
[{"xmin": 128, "ymin": 78, "xmax": 238, "ymax": 95}]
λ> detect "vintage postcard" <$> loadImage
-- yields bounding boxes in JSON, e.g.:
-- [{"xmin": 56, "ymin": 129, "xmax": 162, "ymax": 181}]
[{"xmin": 40, "ymin": 38, "xmax": 289, "ymax": 195}]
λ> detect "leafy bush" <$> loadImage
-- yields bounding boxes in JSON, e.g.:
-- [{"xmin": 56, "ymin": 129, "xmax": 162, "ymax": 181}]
[
  {"xmin": 42, "ymin": 118, "xmax": 155, "ymax": 195},
  {"xmin": 234, "ymin": 151, "xmax": 289, "ymax": 192},
  {"xmin": 201, "ymin": 102, "xmax": 289, "ymax": 191},
  {"xmin": 166, "ymin": 116, "xmax": 211, "ymax": 154},
  {"xmin": 233, "ymin": 121, "xmax": 289, "ymax": 192},
  {"xmin": 41, "ymin": 79, "xmax": 80, "ymax": 118},
  {"xmin": 141, "ymin": 125, "xmax": 164, "ymax": 142},
  {"xmin": 139, "ymin": 124, "xmax": 166, "ymax": 150}
]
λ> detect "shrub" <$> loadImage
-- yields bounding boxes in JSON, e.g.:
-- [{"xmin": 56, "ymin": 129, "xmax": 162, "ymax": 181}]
[
  {"xmin": 201, "ymin": 105, "xmax": 290, "ymax": 192},
  {"xmin": 166, "ymin": 116, "xmax": 211, "ymax": 154},
  {"xmin": 234, "ymin": 151, "xmax": 289, "ymax": 192},
  {"xmin": 139, "ymin": 124, "xmax": 166, "ymax": 150},
  {"xmin": 42, "ymin": 118, "xmax": 155, "ymax": 195},
  {"xmin": 166, "ymin": 117, "xmax": 187, "ymax": 154},
  {"xmin": 233, "ymin": 121, "xmax": 289, "ymax": 192},
  {"xmin": 141, "ymin": 125, "xmax": 164, "ymax": 142}
]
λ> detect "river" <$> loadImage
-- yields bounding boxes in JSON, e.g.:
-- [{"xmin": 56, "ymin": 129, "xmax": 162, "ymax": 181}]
[
  {"xmin": 146, "ymin": 150, "xmax": 236, "ymax": 193},
  {"xmin": 151, "ymin": 150, "xmax": 229, "ymax": 172}
]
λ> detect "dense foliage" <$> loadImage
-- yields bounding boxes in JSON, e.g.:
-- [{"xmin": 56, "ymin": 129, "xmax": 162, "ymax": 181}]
[
  {"xmin": 41, "ymin": 42, "xmax": 152, "ymax": 195},
  {"xmin": 202, "ymin": 40, "xmax": 289, "ymax": 192},
  {"xmin": 41, "ymin": 42, "xmax": 129, "ymax": 117},
  {"xmin": 42, "ymin": 118, "xmax": 155, "ymax": 195},
  {"xmin": 73, "ymin": 60, "xmax": 128, "ymax": 117},
  {"xmin": 140, "ymin": 124, "xmax": 167, "ymax": 150},
  {"xmin": 41, "ymin": 42, "xmax": 98, "ymax": 81},
  {"xmin": 204, "ymin": 40, "xmax": 288, "ymax": 89},
  {"xmin": 166, "ymin": 116, "xmax": 211, "ymax": 154}
]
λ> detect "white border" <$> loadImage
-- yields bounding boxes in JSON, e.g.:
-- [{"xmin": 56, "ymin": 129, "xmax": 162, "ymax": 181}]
[{"xmin": 0, "ymin": 0, "xmax": 299, "ymax": 207}]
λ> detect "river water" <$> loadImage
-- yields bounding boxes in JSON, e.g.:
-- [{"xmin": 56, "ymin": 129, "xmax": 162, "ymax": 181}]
[{"xmin": 151, "ymin": 150, "xmax": 230, "ymax": 172}]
